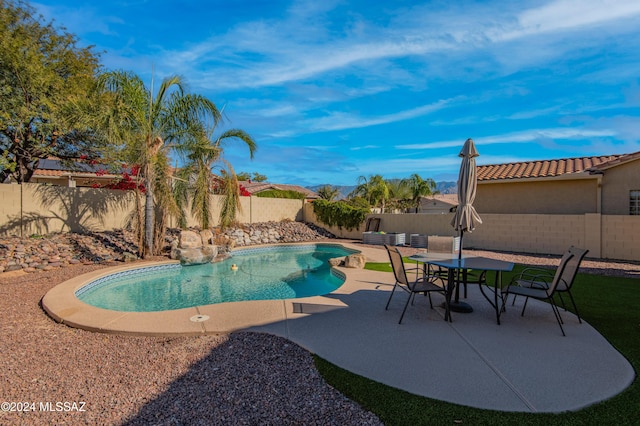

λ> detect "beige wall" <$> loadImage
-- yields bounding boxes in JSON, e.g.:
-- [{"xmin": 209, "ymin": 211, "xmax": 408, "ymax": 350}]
[
  {"xmin": 601, "ymin": 215, "xmax": 640, "ymax": 261},
  {"xmin": 475, "ymin": 179, "xmax": 599, "ymax": 214},
  {"xmin": 0, "ymin": 183, "xmax": 137, "ymax": 236},
  {"xmin": 600, "ymin": 160, "xmax": 640, "ymax": 215},
  {"xmin": 303, "ymin": 205, "xmax": 640, "ymax": 261},
  {"xmin": 1, "ymin": 184, "xmax": 304, "ymax": 236},
  {"xmin": 5, "ymin": 184, "xmax": 640, "ymax": 261}
]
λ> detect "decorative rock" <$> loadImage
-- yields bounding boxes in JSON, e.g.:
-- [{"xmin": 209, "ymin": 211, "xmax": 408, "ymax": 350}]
[
  {"xmin": 200, "ymin": 229, "xmax": 214, "ymax": 246},
  {"xmin": 328, "ymin": 257, "xmax": 343, "ymax": 267},
  {"xmin": 343, "ymin": 253, "xmax": 367, "ymax": 269},
  {"xmin": 174, "ymin": 245, "xmax": 218, "ymax": 265},
  {"xmin": 179, "ymin": 230, "xmax": 202, "ymax": 249},
  {"xmin": 122, "ymin": 252, "xmax": 138, "ymax": 262}
]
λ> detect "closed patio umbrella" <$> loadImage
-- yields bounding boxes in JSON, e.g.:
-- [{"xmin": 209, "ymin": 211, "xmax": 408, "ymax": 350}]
[
  {"xmin": 451, "ymin": 138, "xmax": 482, "ymax": 258},
  {"xmin": 449, "ymin": 138, "xmax": 482, "ymax": 313}
]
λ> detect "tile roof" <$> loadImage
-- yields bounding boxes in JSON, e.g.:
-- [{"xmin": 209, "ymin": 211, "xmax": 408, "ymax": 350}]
[
  {"xmin": 476, "ymin": 152, "xmax": 640, "ymax": 181},
  {"xmin": 421, "ymin": 194, "xmax": 459, "ymax": 205},
  {"xmin": 239, "ymin": 181, "xmax": 319, "ymax": 199}
]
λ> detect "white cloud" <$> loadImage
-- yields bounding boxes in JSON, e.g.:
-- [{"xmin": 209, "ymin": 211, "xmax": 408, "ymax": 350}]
[{"xmin": 396, "ymin": 128, "xmax": 618, "ymax": 150}]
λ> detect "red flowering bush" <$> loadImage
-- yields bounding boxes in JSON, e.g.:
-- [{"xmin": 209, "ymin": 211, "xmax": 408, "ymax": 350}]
[{"xmin": 94, "ymin": 164, "xmax": 146, "ymax": 193}]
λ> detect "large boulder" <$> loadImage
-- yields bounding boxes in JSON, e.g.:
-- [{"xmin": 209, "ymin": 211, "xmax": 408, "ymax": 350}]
[
  {"xmin": 179, "ymin": 230, "xmax": 202, "ymax": 249},
  {"xmin": 343, "ymin": 253, "xmax": 366, "ymax": 269},
  {"xmin": 173, "ymin": 245, "xmax": 218, "ymax": 265}
]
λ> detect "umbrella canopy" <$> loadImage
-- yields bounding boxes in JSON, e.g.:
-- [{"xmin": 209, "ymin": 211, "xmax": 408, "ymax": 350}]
[{"xmin": 450, "ymin": 138, "xmax": 482, "ymax": 255}]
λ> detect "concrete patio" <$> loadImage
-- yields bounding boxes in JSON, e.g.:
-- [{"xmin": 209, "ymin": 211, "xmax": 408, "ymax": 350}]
[{"xmin": 42, "ymin": 242, "xmax": 635, "ymax": 413}]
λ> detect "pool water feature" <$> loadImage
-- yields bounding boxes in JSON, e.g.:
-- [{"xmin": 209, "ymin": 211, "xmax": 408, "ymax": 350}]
[{"xmin": 76, "ymin": 244, "xmax": 357, "ymax": 312}]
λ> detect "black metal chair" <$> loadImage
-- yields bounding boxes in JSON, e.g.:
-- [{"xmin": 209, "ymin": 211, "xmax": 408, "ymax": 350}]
[{"xmin": 384, "ymin": 245, "xmax": 451, "ymax": 323}]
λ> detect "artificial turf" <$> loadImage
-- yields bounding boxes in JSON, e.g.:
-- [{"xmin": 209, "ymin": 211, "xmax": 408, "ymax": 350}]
[{"xmin": 315, "ymin": 262, "xmax": 639, "ymax": 425}]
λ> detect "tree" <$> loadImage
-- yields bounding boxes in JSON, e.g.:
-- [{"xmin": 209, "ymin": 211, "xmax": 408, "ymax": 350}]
[
  {"xmin": 96, "ymin": 70, "xmax": 222, "ymax": 257},
  {"xmin": 349, "ymin": 174, "xmax": 390, "ymax": 213},
  {"xmin": 0, "ymin": 0, "xmax": 104, "ymax": 183},
  {"xmin": 317, "ymin": 184, "xmax": 339, "ymax": 201},
  {"xmin": 237, "ymin": 171, "xmax": 267, "ymax": 182},
  {"xmin": 176, "ymin": 126, "xmax": 256, "ymax": 229},
  {"xmin": 402, "ymin": 173, "xmax": 438, "ymax": 212}
]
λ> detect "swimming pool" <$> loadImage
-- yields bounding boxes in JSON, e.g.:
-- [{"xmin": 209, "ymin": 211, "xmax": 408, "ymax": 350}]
[{"xmin": 76, "ymin": 244, "xmax": 357, "ymax": 312}]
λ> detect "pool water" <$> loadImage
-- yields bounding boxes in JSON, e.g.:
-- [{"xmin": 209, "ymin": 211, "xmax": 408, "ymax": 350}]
[{"xmin": 77, "ymin": 244, "xmax": 356, "ymax": 312}]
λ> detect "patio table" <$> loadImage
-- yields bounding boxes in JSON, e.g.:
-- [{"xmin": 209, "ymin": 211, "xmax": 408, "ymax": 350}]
[{"xmin": 409, "ymin": 253, "xmax": 514, "ymax": 324}]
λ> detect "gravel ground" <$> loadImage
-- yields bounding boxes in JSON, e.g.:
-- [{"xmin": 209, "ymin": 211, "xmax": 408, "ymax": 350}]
[
  {"xmin": 1, "ymin": 243, "xmax": 638, "ymax": 425},
  {"xmin": 0, "ymin": 263, "xmax": 382, "ymax": 425}
]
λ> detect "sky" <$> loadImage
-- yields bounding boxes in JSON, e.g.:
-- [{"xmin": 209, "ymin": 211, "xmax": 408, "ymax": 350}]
[{"xmin": 32, "ymin": 0, "xmax": 640, "ymax": 187}]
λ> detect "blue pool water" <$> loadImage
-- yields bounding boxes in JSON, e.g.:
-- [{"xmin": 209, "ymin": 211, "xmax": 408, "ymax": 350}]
[{"xmin": 76, "ymin": 244, "xmax": 357, "ymax": 312}]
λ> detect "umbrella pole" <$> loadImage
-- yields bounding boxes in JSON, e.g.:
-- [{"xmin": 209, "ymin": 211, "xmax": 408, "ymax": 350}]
[{"xmin": 450, "ymin": 229, "xmax": 473, "ymax": 313}]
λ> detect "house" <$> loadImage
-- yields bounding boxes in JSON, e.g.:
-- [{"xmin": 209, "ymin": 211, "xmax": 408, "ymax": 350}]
[
  {"xmin": 418, "ymin": 194, "xmax": 458, "ymax": 213},
  {"xmin": 29, "ymin": 158, "xmax": 121, "ymax": 187},
  {"xmin": 474, "ymin": 151, "xmax": 640, "ymax": 216},
  {"xmin": 27, "ymin": 160, "xmax": 320, "ymax": 202},
  {"xmin": 239, "ymin": 181, "xmax": 320, "ymax": 201}
]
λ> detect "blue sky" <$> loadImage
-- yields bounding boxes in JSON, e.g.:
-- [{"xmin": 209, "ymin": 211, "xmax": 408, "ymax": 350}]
[{"xmin": 33, "ymin": 0, "xmax": 640, "ymax": 186}]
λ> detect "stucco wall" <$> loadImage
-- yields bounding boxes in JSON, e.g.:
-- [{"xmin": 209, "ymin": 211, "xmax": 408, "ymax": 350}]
[
  {"xmin": 475, "ymin": 179, "xmax": 599, "ymax": 214},
  {"xmin": 303, "ymin": 205, "xmax": 640, "ymax": 261},
  {"xmin": 600, "ymin": 160, "xmax": 640, "ymax": 215},
  {"xmin": 0, "ymin": 183, "xmax": 137, "ymax": 236},
  {"xmin": 0, "ymin": 184, "xmax": 304, "ymax": 236}
]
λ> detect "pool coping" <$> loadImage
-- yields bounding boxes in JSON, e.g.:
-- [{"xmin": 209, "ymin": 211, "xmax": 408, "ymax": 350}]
[
  {"xmin": 40, "ymin": 240, "xmax": 635, "ymax": 413},
  {"xmin": 41, "ymin": 241, "xmax": 379, "ymax": 336}
]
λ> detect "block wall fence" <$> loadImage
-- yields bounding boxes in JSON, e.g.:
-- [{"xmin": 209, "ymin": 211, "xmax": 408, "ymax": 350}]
[
  {"xmin": 1, "ymin": 184, "xmax": 638, "ymax": 262},
  {"xmin": 0, "ymin": 183, "xmax": 304, "ymax": 236},
  {"xmin": 302, "ymin": 204, "xmax": 640, "ymax": 262}
]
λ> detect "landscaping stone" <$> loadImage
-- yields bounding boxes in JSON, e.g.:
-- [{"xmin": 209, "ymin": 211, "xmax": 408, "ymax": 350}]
[
  {"xmin": 178, "ymin": 230, "xmax": 201, "ymax": 249},
  {"xmin": 0, "ymin": 222, "xmax": 335, "ymax": 274},
  {"xmin": 343, "ymin": 253, "xmax": 366, "ymax": 269},
  {"xmin": 328, "ymin": 257, "xmax": 343, "ymax": 267},
  {"xmin": 173, "ymin": 246, "xmax": 218, "ymax": 265}
]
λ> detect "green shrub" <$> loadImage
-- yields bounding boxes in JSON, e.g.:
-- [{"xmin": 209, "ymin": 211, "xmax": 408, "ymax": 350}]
[
  {"xmin": 312, "ymin": 199, "xmax": 368, "ymax": 230},
  {"xmin": 255, "ymin": 189, "xmax": 306, "ymax": 199}
]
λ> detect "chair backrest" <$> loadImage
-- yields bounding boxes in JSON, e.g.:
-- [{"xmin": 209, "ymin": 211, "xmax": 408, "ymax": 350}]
[
  {"xmin": 365, "ymin": 217, "xmax": 381, "ymax": 232},
  {"xmin": 557, "ymin": 246, "xmax": 589, "ymax": 291},
  {"xmin": 427, "ymin": 235, "xmax": 458, "ymax": 254},
  {"xmin": 385, "ymin": 245, "xmax": 410, "ymax": 288},
  {"xmin": 546, "ymin": 251, "xmax": 575, "ymax": 295}
]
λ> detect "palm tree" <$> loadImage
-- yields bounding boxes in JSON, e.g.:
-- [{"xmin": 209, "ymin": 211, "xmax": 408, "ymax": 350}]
[
  {"xmin": 350, "ymin": 174, "xmax": 390, "ymax": 213},
  {"xmin": 317, "ymin": 185, "xmax": 340, "ymax": 201},
  {"xmin": 216, "ymin": 161, "xmax": 243, "ymax": 229},
  {"xmin": 386, "ymin": 179, "xmax": 412, "ymax": 212},
  {"xmin": 176, "ymin": 127, "xmax": 256, "ymax": 229},
  {"xmin": 402, "ymin": 173, "xmax": 438, "ymax": 213},
  {"xmin": 96, "ymin": 70, "xmax": 222, "ymax": 257}
]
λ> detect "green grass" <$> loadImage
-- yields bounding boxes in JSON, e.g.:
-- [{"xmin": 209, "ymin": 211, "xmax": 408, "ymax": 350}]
[{"xmin": 314, "ymin": 262, "xmax": 639, "ymax": 425}]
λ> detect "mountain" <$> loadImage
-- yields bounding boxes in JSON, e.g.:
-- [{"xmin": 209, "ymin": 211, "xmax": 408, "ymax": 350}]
[
  {"xmin": 307, "ymin": 181, "xmax": 458, "ymax": 199},
  {"xmin": 436, "ymin": 181, "xmax": 457, "ymax": 194}
]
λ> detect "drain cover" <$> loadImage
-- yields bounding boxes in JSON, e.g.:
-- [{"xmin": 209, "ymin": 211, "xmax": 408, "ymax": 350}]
[{"xmin": 190, "ymin": 314, "xmax": 210, "ymax": 322}]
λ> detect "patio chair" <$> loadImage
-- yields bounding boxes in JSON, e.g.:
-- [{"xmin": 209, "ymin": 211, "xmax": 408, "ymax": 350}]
[
  {"xmin": 365, "ymin": 217, "xmax": 381, "ymax": 232},
  {"xmin": 384, "ymin": 245, "xmax": 450, "ymax": 324},
  {"xmin": 509, "ymin": 246, "xmax": 588, "ymax": 323},
  {"xmin": 502, "ymin": 249, "xmax": 577, "ymax": 336}
]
